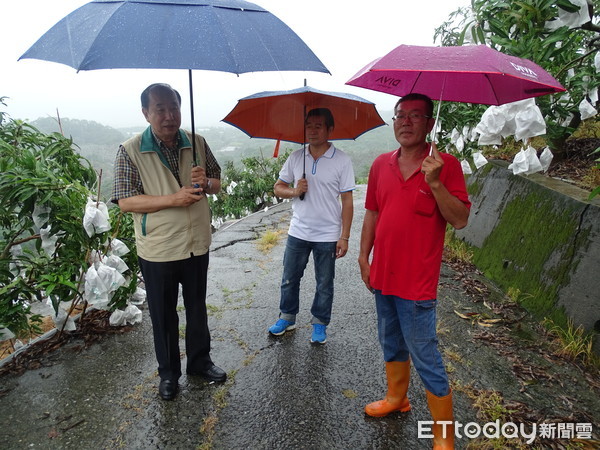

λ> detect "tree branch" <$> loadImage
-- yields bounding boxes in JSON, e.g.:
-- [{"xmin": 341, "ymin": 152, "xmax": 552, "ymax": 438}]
[
  {"xmin": 1, "ymin": 233, "xmax": 40, "ymax": 260},
  {"xmin": 12, "ymin": 234, "xmax": 41, "ymax": 246},
  {"xmin": 556, "ymin": 46, "xmax": 600, "ymax": 77}
]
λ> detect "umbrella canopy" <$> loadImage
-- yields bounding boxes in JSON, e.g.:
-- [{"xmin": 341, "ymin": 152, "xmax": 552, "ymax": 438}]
[
  {"xmin": 19, "ymin": 0, "xmax": 329, "ymax": 75},
  {"xmin": 222, "ymin": 85, "xmax": 386, "ymax": 144},
  {"xmin": 19, "ymin": 0, "xmax": 330, "ymax": 163},
  {"xmin": 346, "ymin": 44, "xmax": 565, "ymax": 106}
]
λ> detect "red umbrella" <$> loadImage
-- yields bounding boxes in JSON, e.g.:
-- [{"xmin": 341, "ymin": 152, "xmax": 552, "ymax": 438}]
[
  {"xmin": 223, "ymin": 85, "xmax": 386, "ymax": 157},
  {"xmin": 223, "ymin": 85, "xmax": 385, "ymax": 200}
]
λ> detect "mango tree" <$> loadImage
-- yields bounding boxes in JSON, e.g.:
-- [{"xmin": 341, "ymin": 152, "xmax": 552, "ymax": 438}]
[
  {"xmin": 434, "ymin": 0, "xmax": 599, "ymax": 158},
  {"xmin": 0, "ymin": 102, "xmax": 137, "ymax": 339}
]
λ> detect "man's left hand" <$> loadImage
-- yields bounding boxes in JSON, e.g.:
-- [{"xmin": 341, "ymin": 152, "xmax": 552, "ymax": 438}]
[{"xmin": 191, "ymin": 166, "xmax": 207, "ymax": 192}]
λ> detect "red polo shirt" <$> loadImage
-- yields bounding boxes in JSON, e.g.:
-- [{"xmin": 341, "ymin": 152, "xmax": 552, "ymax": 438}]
[{"xmin": 365, "ymin": 149, "xmax": 470, "ymax": 300}]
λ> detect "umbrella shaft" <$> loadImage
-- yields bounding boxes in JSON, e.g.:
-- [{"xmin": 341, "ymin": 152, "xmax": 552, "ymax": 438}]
[{"xmin": 189, "ymin": 70, "xmax": 197, "ymax": 165}]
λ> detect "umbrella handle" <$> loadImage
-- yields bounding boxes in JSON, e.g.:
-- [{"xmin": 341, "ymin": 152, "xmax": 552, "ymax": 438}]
[
  {"xmin": 299, "ymin": 173, "xmax": 306, "ymax": 201},
  {"xmin": 192, "ymin": 161, "xmax": 203, "ymax": 195},
  {"xmin": 299, "ymin": 143, "xmax": 306, "ymax": 201}
]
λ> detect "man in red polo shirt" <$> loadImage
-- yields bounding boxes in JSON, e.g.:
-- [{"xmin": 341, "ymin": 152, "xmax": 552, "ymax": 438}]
[{"xmin": 358, "ymin": 93, "xmax": 470, "ymax": 449}]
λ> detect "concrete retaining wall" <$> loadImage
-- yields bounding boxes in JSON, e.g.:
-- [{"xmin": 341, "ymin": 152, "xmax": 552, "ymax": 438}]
[{"xmin": 456, "ymin": 160, "xmax": 600, "ymax": 349}]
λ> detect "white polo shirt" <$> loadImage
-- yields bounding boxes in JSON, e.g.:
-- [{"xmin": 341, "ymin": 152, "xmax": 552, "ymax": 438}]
[{"xmin": 278, "ymin": 144, "xmax": 355, "ymax": 242}]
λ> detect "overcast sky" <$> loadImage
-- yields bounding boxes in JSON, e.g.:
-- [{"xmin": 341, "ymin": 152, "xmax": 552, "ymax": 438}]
[{"xmin": 1, "ymin": 0, "xmax": 469, "ymax": 129}]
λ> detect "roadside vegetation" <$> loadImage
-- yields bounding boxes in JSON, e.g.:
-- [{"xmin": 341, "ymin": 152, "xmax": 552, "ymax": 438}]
[
  {"xmin": 256, "ymin": 229, "xmax": 286, "ymax": 254},
  {"xmin": 208, "ymin": 150, "xmax": 290, "ymax": 228},
  {"xmin": 444, "ymin": 228, "xmax": 600, "ymax": 371},
  {"xmin": 543, "ymin": 317, "xmax": 600, "ymax": 368},
  {"xmin": 444, "ymin": 229, "xmax": 474, "ymax": 264},
  {"xmin": 0, "ymin": 99, "xmax": 137, "ymax": 355}
]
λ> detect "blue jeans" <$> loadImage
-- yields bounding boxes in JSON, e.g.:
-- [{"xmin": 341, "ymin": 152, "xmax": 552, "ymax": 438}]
[
  {"xmin": 279, "ymin": 235, "xmax": 337, "ymax": 325},
  {"xmin": 375, "ymin": 291, "xmax": 449, "ymax": 397}
]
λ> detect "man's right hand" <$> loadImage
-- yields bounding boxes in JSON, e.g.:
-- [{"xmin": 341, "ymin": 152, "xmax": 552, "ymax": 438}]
[
  {"xmin": 172, "ymin": 186, "xmax": 204, "ymax": 207},
  {"xmin": 295, "ymin": 178, "xmax": 308, "ymax": 197}
]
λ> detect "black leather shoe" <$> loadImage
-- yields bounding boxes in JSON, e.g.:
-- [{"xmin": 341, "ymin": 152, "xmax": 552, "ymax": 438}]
[
  {"xmin": 158, "ymin": 379, "xmax": 178, "ymax": 400},
  {"xmin": 188, "ymin": 364, "xmax": 227, "ymax": 382}
]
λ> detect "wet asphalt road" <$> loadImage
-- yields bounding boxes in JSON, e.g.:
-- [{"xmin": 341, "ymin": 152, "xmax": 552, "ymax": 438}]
[{"xmin": 0, "ymin": 186, "xmax": 538, "ymax": 449}]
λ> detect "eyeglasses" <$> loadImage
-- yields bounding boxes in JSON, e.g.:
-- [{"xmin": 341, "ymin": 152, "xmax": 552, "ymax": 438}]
[{"xmin": 392, "ymin": 113, "xmax": 432, "ymax": 122}]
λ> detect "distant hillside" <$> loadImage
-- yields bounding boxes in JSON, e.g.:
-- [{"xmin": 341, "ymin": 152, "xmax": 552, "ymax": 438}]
[
  {"xmin": 32, "ymin": 117, "xmax": 126, "ymax": 145},
  {"xmin": 30, "ymin": 117, "xmax": 124, "ymax": 201}
]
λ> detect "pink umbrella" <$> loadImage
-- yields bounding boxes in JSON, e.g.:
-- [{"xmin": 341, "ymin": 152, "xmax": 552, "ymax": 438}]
[{"xmin": 346, "ymin": 44, "xmax": 566, "ymax": 106}]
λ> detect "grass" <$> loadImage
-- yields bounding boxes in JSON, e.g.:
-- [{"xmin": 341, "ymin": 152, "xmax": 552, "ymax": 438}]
[
  {"xmin": 542, "ymin": 318, "xmax": 600, "ymax": 368},
  {"xmin": 206, "ymin": 303, "xmax": 223, "ymax": 318},
  {"xmin": 221, "ymin": 285, "xmax": 255, "ymax": 309},
  {"xmin": 213, "ymin": 385, "xmax": 229, "ymax": 408},
  {"xmin": 342, "ymin": 389, "xmax": 358, "ymax": 399},
  {"xmin": 444, "ymin": 228, "xmax": 473, "ymax": 263},
  {"xmin": 198, "ymin": 415, "xmax": 218, "ymax": 449},
  {"xmin": 452, "ymin": 383, "xmax": 532, "ymax": 449},
  {"xmin": 436, "ymin": 317, "xmax": 450, "ymax": 336},
  {"xmin": 505, "ymin": 286, "xmax": 534, "ymax": 305},
  {"xmin": 581, "ymin": 166, "xmax": 600, "ymax": 191},
  {"xmin": 482, "ymin": 136, "xmax": 548, "ymax": 161},
  {"xmin": 571, "ymin": 117, "xmax": 600, "ymax": 139},
  {"xmin": 256, "ymin": 228, "xmax": 285, "ymax": 253},
  {"xmin": 197, "ymin": 370, "xmax": 238, "ymax": 450},
  {"xmin": 444, "ymin": 348, "xmax": 464, "ymax": 364},
  {"xmin": 470, "ymin": 389, "xmax": 516, "ymax": 422},
  {"xmin": 506, "ymin": 286, "xmax": 521, "ymax": 303},
  {"xmin": 453, "ymin": 383, "xmax": 517, "ymax": 423},
  {"xmin": 242, "ymin": 348, "xmax": 260, "ymax": 367}
]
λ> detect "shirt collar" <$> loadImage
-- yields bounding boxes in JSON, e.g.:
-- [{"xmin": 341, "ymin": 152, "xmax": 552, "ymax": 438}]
[
  {"xmin": 140, "ymin": 127, "xmax": 192, "ymax": 153},
  {"xmin": 306, "ymin": 143, "xmax": 336, "ymax": 160}
]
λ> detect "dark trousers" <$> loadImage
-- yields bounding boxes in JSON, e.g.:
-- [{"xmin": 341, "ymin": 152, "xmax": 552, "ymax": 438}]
[{"xmin": 139, "ymin": 253, "xmax": 213, "ymax": 382}]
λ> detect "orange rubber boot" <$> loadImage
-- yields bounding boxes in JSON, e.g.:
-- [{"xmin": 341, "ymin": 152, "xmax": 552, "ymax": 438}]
[
  {"xmin": 426, "ymin": 389, "xmax": 454, "ymax": 449},
  {"xmin": 365, "ymin": 360, "xmax": 411, "ymax": 417}
]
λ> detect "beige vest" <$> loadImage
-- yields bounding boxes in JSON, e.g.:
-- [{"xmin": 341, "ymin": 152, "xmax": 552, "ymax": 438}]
[{"xmin": 122, "ymin": 128, "xmax": 212, "ymax": 262}]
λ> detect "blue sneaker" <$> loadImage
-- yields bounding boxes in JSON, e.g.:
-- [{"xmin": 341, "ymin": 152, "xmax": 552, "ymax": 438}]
[
  {"xmin": 268, "ymin": 319, "xmax": 296, "ymax": 336},
  {"xmin": 310, "ymin": 324, "xmax": 327, "ymax": 344}
]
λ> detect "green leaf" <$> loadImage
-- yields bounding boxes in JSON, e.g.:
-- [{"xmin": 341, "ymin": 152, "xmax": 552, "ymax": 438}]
[{"xmin": 556, "ymin": 0, "xmax": 582, "ymax": 13}]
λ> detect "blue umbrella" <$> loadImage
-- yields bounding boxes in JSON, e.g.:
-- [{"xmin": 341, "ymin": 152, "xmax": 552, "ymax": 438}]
[{"xmin": 19, "ymin": 0, "xmax": 330, "ymax": 163}]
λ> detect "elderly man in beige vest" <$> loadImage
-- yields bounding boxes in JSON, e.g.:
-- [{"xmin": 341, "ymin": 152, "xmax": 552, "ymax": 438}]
[{"xmin": 112, "ymin": 83, "xmax": 225, "ymax": 400}]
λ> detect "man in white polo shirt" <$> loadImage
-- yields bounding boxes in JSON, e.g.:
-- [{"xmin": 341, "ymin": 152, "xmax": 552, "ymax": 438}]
[{"xmin": 268, "ymin": 108, "xmax": 355, "ymax": 344}]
